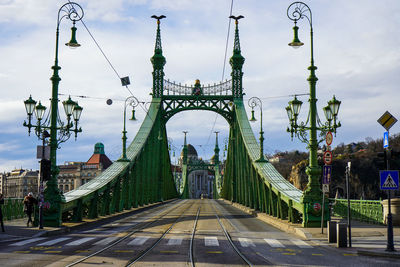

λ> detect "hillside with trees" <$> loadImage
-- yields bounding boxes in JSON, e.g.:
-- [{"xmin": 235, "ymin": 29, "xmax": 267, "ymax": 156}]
[{"xmin": 270, "ymin": 133, "xmax": 400, "ymax": 200}]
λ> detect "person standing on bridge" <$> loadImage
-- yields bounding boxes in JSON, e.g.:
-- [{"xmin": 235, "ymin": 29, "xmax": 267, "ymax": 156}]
[{"xmin": 23, "ymin": 193, "xmax": 37, "ymax": 227}]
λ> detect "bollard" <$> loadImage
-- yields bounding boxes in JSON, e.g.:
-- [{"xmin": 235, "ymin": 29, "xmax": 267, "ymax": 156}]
[
  {"xmin": 337, "ymin": 223, "xmax": 347, "ymax": 248},
  {"xmin": 328, "ymin": 221, "xmax": 337, "ymax": 243}
]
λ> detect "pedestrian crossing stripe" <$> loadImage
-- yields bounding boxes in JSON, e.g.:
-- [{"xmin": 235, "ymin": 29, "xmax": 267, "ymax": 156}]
[{"xmin": 8, "ymin": 236, "xmax": 313, "ymax": 249}]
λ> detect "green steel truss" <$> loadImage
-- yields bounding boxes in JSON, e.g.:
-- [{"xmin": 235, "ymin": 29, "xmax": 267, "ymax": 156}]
[{"xmin": 59, "ymin": 16, "xmax": 322, "ymax": 227}]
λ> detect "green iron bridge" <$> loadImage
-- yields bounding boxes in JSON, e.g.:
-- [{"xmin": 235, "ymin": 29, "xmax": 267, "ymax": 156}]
[{"xmin": 47, "ymin": 17, "xmax": 325, "ymax": 228}]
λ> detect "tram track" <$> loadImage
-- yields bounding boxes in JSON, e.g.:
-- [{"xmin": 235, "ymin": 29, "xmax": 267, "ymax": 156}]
[
  {"xmin": 125, "ymin": 200, "xmax": 200, "ymax": 266},
  {"xmin": 64, "ymin": 199, "xmax": 188, "ymax": 267},
  {"xmin": 65, "ymin": 199, "xmax": 256, "ymax": 267},
  {"xmin": 210, "ymin": 199, "xmax": 253, "ymax": 267}
]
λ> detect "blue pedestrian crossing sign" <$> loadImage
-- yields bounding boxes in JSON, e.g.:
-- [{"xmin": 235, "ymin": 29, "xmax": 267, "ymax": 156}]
[
  {"xmin": 380, "ymin": 171, "xmax": 399, "ymax": 190},
  {"xmin": 383, "ymin": 132, "xmax": 389, "ymax": 148}
]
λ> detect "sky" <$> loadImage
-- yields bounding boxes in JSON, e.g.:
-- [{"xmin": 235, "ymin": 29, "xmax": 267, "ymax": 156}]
[{"xmin": 1, "ymin": 0, "xmax": 400, "ymax": 172}]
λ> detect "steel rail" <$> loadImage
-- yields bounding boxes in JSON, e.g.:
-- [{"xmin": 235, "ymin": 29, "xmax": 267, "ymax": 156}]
[
  {"xmin": 211, "ymin": 199, "xmax": 253, "ymax": 267},
  {"xmin": 65, "ymin": 199, "xmax": 186, "ymax": 267},
  {"xmin": 189, "ymin": 206, "xmax": 201, "ymax": 267},
  {"xmin": 213, "ymin": 200, "xmax": 274, "ymax": 265},
  {"xmin": 125, "ymin": 201, "xmax": 200, "ymax": 266}
]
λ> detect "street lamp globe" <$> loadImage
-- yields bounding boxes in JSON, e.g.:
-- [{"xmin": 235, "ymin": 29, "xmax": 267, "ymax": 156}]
[
  {"xmin": 328, "ymin": 95, "xmax": 341, "ymax": 117},
  {"xmin": 62, "ymin": 96, "xmax": 76, "ymax": 117},
  {"xmin": 130, "ymin": 109, "xmax": 137, "ymax": 121},
  {"xmin": 72, "ymin": 103, "xmax": 83, "ymax": 121},
  {"xmin": 65, "ymin": 22, "xmax": 81, "ymax": 48},
  {"xmin": 249, "ymin": 109, "xmax": 256, "ymax": 122},
  {"xmin": 288, "ymin": 24, "xmax": 304, "ymax": 48},
  {"xmin": 35, "ymin": 101, "xmax": 47, "ymax": 120},
  {"xmin": 323, "ymin": 106, "xmax": 333, "ymax": 122},
  {"xmin": 24, "ymin": 95, "xmax": 37, "ymax": 116},
  {"xmin": 285, "ymin": 106, "xmax": 293, "ymax": 121},
  {"xmin": 289, "ymin": 96, "xmax": 302, "ymax": 117}
]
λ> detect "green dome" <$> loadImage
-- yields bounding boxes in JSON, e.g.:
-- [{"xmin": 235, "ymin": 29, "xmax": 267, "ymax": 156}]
[{"xmin": 94, "ymin": 143, "xmax": 105, "ymax": 155}]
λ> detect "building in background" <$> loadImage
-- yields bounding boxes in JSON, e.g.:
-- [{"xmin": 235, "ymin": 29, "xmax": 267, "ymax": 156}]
[
  {"xmin": 179, "ymin": 144, "xmax": 214, "ymax": 199},
  {"xmin": 1, "ymin": 169, "xmax": 39, "ymax": 198},
  {"xmin": 58, "ymin": 143, "xmax": 112, "ymax": 193}
]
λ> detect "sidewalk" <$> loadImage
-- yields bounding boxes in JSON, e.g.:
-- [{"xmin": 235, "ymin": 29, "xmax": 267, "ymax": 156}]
[{"xmin": 223, "ymin": 200, "xmax": 400, "ymax": 259}]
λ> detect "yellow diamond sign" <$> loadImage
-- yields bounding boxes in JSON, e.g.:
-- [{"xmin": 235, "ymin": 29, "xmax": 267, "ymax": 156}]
[{"xmin": 377, "ymin": 111, "xmax": 397, "ymax": 131}]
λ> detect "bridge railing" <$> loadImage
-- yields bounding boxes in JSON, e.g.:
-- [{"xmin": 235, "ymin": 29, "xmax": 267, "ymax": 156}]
[
  {"xmin": 221, "ymin": 100, "xmax": 304, "ymax": 223},
  {"xmin": 163, "ymin": 79, "xmax": 232, "ymax": 96},
  {"xmin": 61, "ymin": 99, "xmax": 177, "ymax": 221},
  {"xmin": 329, "ymin": 198, "xmax": 384, "ymax": 224},
  {"xmin": 2, "ymin": 198, "xmax": 25, "ymax": 221}
]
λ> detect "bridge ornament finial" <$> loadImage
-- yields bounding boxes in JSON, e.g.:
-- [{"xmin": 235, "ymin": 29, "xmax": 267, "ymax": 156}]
[
  {"xmin": 229, "ymin": 15, "xmax": 245, "ymax": 98},
  {"xmin": 151, "ymin": 15, "xmax": 166, "ymax": 98},
  {"xmin": 214, "ymin": 131, "xmax": 220, "ymax": 164}
]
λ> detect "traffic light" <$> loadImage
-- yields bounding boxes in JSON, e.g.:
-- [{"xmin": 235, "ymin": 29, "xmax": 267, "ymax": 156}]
[
  {"xmin": 376, "ymin": 149, "xmax": 400, "ymax": 170},
  {"xmin": 376, "ymin": 150, "xmax": 387, "ymax": 170},
  {"xmin": 40, "ymin": 159, "xmax": 51, "ymax": 181}
]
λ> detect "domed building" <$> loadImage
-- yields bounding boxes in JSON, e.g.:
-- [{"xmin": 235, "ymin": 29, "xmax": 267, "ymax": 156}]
[{"xmin": 179, "ymin": 144, "xmax": 214, "ymax": 199}]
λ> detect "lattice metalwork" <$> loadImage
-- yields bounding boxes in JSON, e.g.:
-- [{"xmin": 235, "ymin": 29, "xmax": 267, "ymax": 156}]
[
  {"xmin": 162, "ymin": 95, "xmax": 234, "ymax": 123},
  {"xmin": 163, "ymin": 79, "xmax": 233, "ymax": 96}
]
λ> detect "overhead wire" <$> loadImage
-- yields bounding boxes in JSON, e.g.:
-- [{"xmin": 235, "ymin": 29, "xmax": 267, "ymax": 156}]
[
  {"xmin": 204, "ymin": 0, "xmax": 234, "ymax": 148},
  {"xmin": 67, "ymin": 0, "xmax": 134, "ymax": 96}
]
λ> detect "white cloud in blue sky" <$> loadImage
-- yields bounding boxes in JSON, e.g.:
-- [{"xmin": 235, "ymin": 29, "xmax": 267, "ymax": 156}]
[{"xmin": 1, "ymin": 0, "xmax": 400, "ymax": 171}]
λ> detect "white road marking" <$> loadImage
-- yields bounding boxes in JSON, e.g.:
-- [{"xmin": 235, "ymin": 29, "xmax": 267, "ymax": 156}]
[
  {"xmin": 10, "ymin": 237, "xmax": 47, "ymax": 246},
  {"xmin": 167, "ymin": 237, "xmax": 183, "ymax": 245},
  {"xmin": 238, "ymin": 237, "xmax": 255, "ymax": 247},
  {"xmin": 264, "ymin": 238, "xmax": 284, "ymax": 248},
  {"xmin": 128, "ymin": 236, "xmax": 149, "ymax": 246},
  {"xmin": 204, "ymin": 236, "xmax": 219, "ymax": 246},
  {"xmin": 93, "ymin": 236, "xmax": 119, "ymax": 246},
  {"xmin": 66, "ymin": 237, "xmax": 96, "ymax": 246},
  {"xmin": 292, "ymin": 239, "xmax": 313, "ymax": 248},
  {"xmin": 38, "ymin": 237, "xmax": 71, "ymax": 246}
]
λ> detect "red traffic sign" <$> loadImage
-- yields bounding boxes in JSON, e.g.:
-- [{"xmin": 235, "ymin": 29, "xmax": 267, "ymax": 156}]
[
  {"xmin": 326, "ymin": 131, "xmax": 333, "ymax": 146},
  {"xmin": 323, "ymin": 151, "xmax": 333, "ymax": 165},
  {"xmin": 313, "ymin": 202, "xmax": 321, "ymax": 213}
]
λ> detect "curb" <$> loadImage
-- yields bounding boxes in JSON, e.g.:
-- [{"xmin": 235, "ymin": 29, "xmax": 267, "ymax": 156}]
[{"xmin": 358, "ymin": 249, "xmax": 400, "ymax": 259}]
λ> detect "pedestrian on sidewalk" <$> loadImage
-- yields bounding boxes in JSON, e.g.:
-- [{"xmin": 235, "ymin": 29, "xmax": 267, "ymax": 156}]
[
  {"xmin": 0, "ymin": 193, "xmax": 5, "ymax": 232},
  {"xmin": 23, "ymin": 193, "xmax": 37, "ymax": 227}
]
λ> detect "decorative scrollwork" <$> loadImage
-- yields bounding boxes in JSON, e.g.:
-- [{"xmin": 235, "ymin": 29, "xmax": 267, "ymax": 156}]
[
  {"xmin": 58, "ymin": 2, "xmax": 84, "ymax": 24},
  {"xmin": 248, "ymin": 97, "xmax": 262, "ymax": 110},
  {"xmin": 163, "ymin": 79, "xmax": 232, "ymax": 96},
  {"xmin": 126, "ymin": 95, "xmax": 139, "ymax": 108},
  {"xmin": 287, "ymin": 1, "xmax": 312, "ymax": 26}
]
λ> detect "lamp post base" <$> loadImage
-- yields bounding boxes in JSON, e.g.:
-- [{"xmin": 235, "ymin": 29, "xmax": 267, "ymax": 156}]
[{"xmin": 43, "ymin": 179, "xmax": 64, "ymax": 227}]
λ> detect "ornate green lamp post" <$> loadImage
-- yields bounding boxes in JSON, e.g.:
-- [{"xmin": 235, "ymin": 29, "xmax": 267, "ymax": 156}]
[
  {"xmin": 23, "ymin": 2, "xmax": 84, "ymax": 227},
  {"xmin": 118, "ymin": 96, "xmax": 139, "ymax": 162},
  {"xmin": 286, "ymin": 2, "xmax": 341, "ymax": 227},
  {"xmin": 248, "ymin": 97, "xmax": 267, "ymax": 162}
]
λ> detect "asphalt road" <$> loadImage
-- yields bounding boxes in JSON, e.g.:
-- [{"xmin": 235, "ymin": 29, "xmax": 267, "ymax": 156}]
[{"xmin": 0, "ymin": 199, "xmax": 399, "ymax": 266}]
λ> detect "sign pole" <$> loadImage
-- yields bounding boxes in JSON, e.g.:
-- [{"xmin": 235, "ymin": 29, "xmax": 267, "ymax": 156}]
[
  {"xmin": 385, "ymin": 145, "xmax": 395, "ymax": 251},
  {"xmin": 321, "ymin": 188, "xmax": 325, "ymax": 234},
  {"xmin": 377, "ymin": 111, "xmax": 397, "ymax": 252},
  {"xmin": 321, "ymin": 132, "xmax": 333, "ymax": 234},
  {"xmin": 346, "ymin": 162, "xmax": 352, "ymax": 247}
]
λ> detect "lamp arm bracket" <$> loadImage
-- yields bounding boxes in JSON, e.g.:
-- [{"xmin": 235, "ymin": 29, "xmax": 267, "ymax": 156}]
[
  {"xmin": 57, "ymin": 2, "xmax": 84, "ymax": 27},
  {"xmin": 287, "ymin": 1, "xmax": 313, "ymax": 28}
]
